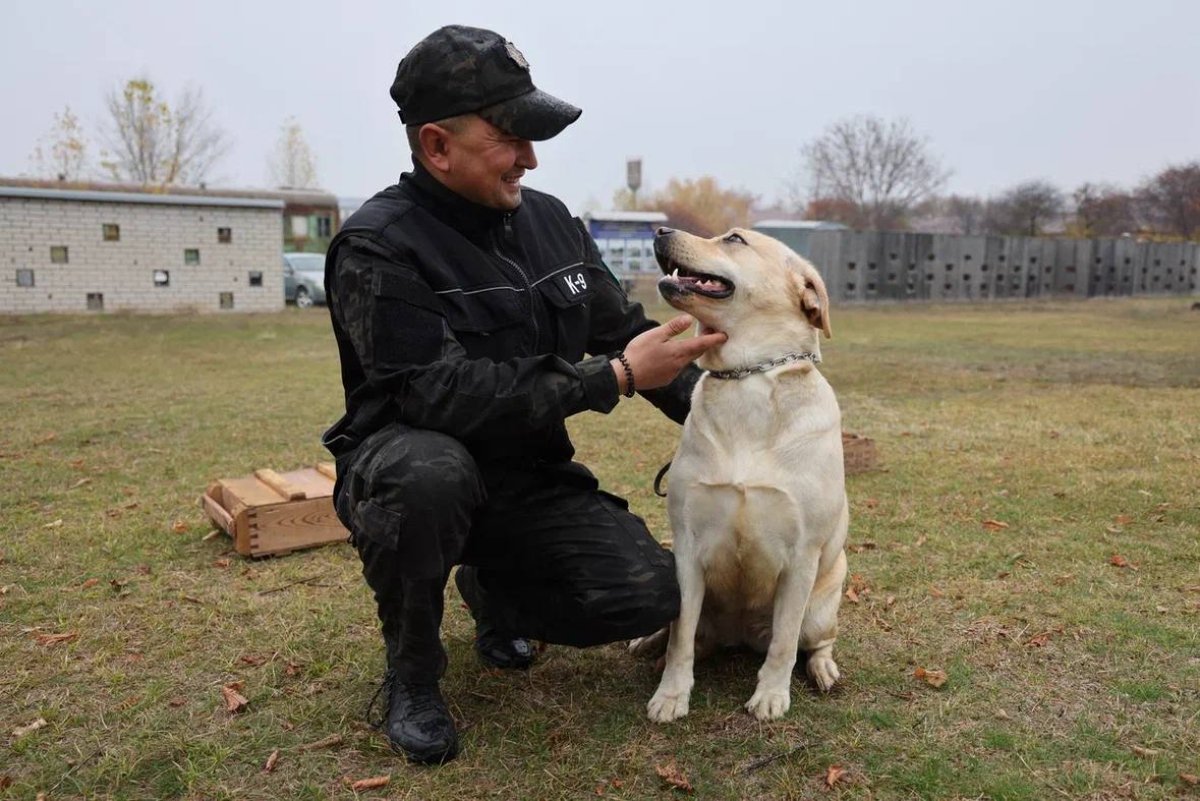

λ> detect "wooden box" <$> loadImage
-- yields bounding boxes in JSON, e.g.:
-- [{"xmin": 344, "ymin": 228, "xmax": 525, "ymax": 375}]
[{"xmin": 201, "ymin": 463, "xmax": 348, "ymax": 558}]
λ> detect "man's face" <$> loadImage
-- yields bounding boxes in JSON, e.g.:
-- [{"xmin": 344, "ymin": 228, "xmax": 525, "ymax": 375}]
[{"xmin": 442, "ymin": 115, "xmax": 538, "ymax": 211}]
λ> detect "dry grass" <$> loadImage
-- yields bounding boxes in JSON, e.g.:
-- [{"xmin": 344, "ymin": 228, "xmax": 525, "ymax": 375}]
[{"xmin": 1, "ymin": 297, "xmax": 1198, "ymax": 800}]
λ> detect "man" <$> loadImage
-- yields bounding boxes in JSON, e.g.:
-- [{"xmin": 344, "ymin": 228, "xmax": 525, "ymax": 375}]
[{"xmin": 323, "ymin": 25, "xmax": 724, "ymax": 765}]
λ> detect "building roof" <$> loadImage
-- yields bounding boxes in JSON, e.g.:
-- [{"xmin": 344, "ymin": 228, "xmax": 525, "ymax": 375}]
[
  {"xmin": 584, "ymin": 210, "xmax": 669, "ymax": 224},
  {"xmin": 0, "ymin": 177, "xmax": 335, "ymax": 208},
  {"xmin": 753, "ymin": 219, "xmax": 849, "ymax": 230}
]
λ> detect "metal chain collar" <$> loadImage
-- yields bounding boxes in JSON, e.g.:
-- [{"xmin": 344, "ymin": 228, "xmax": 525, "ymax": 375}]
[{"xmin": 706, "ymin": 351, "xmax": 821, "ymax": 380}]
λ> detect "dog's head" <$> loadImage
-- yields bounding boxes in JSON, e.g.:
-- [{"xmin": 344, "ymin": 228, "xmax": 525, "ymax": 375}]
[{"xmin": 654, "ymin": 227, "xmax": 832, "ymax": 345}]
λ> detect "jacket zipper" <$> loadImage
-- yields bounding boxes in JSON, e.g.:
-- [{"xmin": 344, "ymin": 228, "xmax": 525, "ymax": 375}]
[{"xmin": 494, "ymin": 213, "xmax": 540, "ymax": 348}]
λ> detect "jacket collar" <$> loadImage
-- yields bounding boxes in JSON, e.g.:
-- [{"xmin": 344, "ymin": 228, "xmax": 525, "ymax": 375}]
[{"xmin": 404, "ymin": 159, "xmax": 519, "ymax": 240}]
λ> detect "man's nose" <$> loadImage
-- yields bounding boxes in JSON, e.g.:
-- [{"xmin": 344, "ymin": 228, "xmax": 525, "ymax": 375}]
[{"xmin": 518, "ymin": 140, "xmax": 538, "ymax": 170}]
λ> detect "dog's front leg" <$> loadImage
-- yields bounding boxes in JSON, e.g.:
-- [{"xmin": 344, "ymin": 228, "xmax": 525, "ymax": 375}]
[
  {"xmin": 647, "ymin": 550, "xmax": 705, "ymax": 723},
  {"xmin": 745, "ymin": 557, "xmax": 819, "ymax": 721}
]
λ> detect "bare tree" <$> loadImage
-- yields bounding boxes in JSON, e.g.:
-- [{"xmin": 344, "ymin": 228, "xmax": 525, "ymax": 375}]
[
  {"xmin": 100, "ymin": 77, "xmax": 230, "ymax": 186},
  {"xmin": 988, "ymin": 180, "xmax": 1065, "ymax": 236},
  {"xmin": 615, "ymin": 176, "xmax": 756, "ymax": 237},
  {"xmin": 1138, "ymin": 162, "xmax": 1200, "ymax": 240},
  {"xmin": 27, "ymin": 106, "xmax": 90, "ymax": 181},
  {"xmin": 943, "ymin": 194, "xmax": 986, "ymax": 235},
  {"xmin": 800, "ymin": 115, "xmax": 950, "ymax": 230},
  {"xmin": 268, "ymin": 116, "xmax": 319, "ymax": 189},
  {"xmin": 1071, "ymin": 183, "xmax": 1138, "ymax": 237}
]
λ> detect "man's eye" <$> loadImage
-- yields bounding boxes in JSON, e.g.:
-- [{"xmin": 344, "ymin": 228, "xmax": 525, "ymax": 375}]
[{"xmin": 724, "ymin": 233, "xmax": 746, "ymax": 245}]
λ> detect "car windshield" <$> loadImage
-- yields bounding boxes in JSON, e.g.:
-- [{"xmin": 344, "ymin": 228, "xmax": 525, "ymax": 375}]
[{"xmin": 287, "ymin": 254, "xmax": 325, "ymax": 273}]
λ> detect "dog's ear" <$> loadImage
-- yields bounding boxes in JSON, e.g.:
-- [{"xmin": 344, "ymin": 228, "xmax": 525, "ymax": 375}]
[{"xmin": 789, "ymin": 259, "xmax": 832, "ymax": 338}]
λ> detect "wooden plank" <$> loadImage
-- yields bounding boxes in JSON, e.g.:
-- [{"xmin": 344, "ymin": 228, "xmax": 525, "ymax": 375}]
[
  {"xmin": 279, "ymin": 467, "xmax": 334, "ymax": 499},
  {"xmin": 254, "ymin": 468, "xmax": 307, "ymax": 500},
  {"xmin": 201, "ymin": 492, "xmax": 234, "ymax": 535},
  {"xmin": 246, "ymin": 498, "xmax": 348, "ymax": 557},
  {"xmin": 220, "ymin": 476, "xmax": 286, "ymax": 508},
  {"xmin": 315, "ymin": 462, "xmax": 336, "ymax": 481}
]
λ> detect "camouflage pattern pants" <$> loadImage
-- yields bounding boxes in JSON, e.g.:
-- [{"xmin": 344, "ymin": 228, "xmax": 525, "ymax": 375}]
[{"xmin": 333, "ymin": 423, "xmax": 680, "ymax": 682}]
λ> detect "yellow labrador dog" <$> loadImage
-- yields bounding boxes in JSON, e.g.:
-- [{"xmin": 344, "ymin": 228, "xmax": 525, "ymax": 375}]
[{"xmin": 638, "ymin": 226, "xmax": 849, "ymax": 722}]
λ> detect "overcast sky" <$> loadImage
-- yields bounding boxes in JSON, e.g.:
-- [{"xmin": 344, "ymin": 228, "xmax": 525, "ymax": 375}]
[{"xmin": 3, "ymin": 0, "xmax": 1198, "ymax": 214}]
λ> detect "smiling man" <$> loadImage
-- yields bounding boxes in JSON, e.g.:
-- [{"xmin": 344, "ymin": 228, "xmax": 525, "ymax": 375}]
[{"xmin": 322, "ymin": 26, "xmax": 725, "ymax": 764}]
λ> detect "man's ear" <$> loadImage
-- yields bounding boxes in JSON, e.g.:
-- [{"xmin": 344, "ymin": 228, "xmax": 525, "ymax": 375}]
[
  {"xmin": 790, "ymin": 260, "xmax": 832, "ymax": 339},
  {"xmin": 418, "ymin": 123, "xmax": 453, "ymax": 173}
]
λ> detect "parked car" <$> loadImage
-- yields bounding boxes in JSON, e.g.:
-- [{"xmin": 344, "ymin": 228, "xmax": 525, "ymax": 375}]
[{"xmin": 283, "ymin": 252, "xmax": 327, "ymax": 308}]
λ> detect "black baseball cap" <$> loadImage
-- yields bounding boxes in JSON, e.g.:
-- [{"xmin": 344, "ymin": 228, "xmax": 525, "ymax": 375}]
[{"xmin": 389, "ymin": 25, "xmax": 582, "ymax": 141}]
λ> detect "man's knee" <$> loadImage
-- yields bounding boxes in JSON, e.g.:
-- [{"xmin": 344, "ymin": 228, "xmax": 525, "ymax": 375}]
[{"xmin": 340, "ymin": 425, "xmax": 485, "ymax": 579}]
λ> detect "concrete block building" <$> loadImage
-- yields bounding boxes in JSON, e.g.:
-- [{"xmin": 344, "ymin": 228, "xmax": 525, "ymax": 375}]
[{"xmin": 1, "ymin": 180, "xmax": 286, "ymax": 314}]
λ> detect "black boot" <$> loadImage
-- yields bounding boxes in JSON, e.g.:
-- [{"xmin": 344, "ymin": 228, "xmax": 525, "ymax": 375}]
[
  {"xmin": 374, "ymin": 670, "xmax": 459, "ymax": 765},
  {"xmin": 455, "ymin": 566, "xmax": 536, "ymax": 670}
]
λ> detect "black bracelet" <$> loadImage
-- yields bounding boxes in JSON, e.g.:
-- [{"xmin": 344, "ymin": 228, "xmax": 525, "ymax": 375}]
[{"xmin": 615, "ymin": 352, "xmax": 635, "ymax": 398}]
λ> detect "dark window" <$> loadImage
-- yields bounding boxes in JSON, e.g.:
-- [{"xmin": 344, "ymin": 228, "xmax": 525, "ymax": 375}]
[
  {"xmin": 185, "ymin": 249, "xmax": 200, "ymax": 265},
  {"xmin": 51, "ymin": 246, "xmax": 68, "ymax": 264},
  {"xmin": 315, "ymin": 216, "xmax": 333, "ymax": 238},
  {"xmin": 86, "ymin": 292, "xmax": 104, "ymax": 311},
  {"xmin": 248, "ymin": 271, "xmax": 263, "ymax": 287},
  {"xmin": 219, "ymin": 291, "xmax": 234, "ymax": 309},
  {"xmin": 218, "ymin": 227, "xmax": 232, "ymax": 243},
  {"xmin": 16, "ymin": 268, "xmax": 34, "ymax": 287},
  {"xmin": 103, "ymin": 223, "xmax": 120, "ymax": 241},
  {"xmin": 153, "ymin": 270, "xmax": 170, "ymax": 287}
]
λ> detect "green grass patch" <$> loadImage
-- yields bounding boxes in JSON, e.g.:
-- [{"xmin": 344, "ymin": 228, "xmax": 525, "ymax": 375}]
[{"xmin": 2, "ymin": 297, "xmax": 1199, "ymax": 799}]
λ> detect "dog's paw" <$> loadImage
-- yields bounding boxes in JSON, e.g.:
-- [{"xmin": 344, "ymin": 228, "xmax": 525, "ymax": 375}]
[
  {"xmin": 647, "ymin": 688, "xmax": 691, "ymax": 723},
  {"xmin": 807, "ymin": 654, "xmax": 840, "ymax": 692},
  {"xmin": 745, "ymin": 686, "xmax": 791, "ymax": 721}
]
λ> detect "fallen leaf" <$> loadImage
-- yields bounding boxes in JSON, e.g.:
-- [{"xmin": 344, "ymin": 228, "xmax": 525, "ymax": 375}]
[
  {"xmin": 1109, "ymin": 554, "xmax": 1137, "ymax": 570},
  {"xmin": 824, "ymin": 764, "xmax": 847, "ymax": 789},
  {"xmin": 34, "ymin": 632, "xmax": 78, "ymax": 646},
  {"xmin": 69, "ymin": 478, "xmax": 92, "ymax": 489},
  {"xmin": 1156, "ymin": 605, "xmax": 1168, "ymax": 613},
  {"xmin": 42, "ymin": 519, "xmax": 64, "ymax": 529},
  {"xmin": 349, "ymin": 775, "xmax": 390, "ymax": 791},
  {"xmin": 135, "ymin": 565, "xmax": 151, "ymax": 575},
  {"xmin": 12, "ymin": 718, "xmax": 48, "ymax": 737},
  {"xmin": 171, "ymin": 520, "xmax": 188, "ymax": 534},
  {"xmin": 1131, "ymin": 745, "xmax": 1160, "ymax": 757},
  {"xmin": 981, "ymin": 519, "xmax": 1009, "ymax": 532},
  {"xmin": 285, "ymin": 662, "xmax": 302, "ymax": 677},
  {"xmin": 844, "ymin": 587, "xmax": 860, "ymax": 604},
  {"xmin": 34, "ymin": 432, "xmax": 58, "ymax": 445},
  {"xmin": 1026, "ymin": 631, "xmax": 1053, "ymax": 648},
  {"xmin": 1180, "ymin": 773, "xmax": 1199, "ymax": 786},
  {"xmin": 995, "ymin": 708, "xmax": 1010, "ymax": 720},
  {"xmin": 885, "ymin": 595, "xmax": 896, "ymax": 607},
  {"xmin": 1047, "ymin": 430, "xmax": 1061, "ymax": 439},
  {"xmin": 168, "ymin": 697, "xmax": 187, "ymax": 708},
  {"xmin": 239, "ymin": 654, "xmax": 269, "ymax": 667},
  {"xmin": 914, "ymin": 534, "xmax": 928, "ymax": 547},
  {"xmin": 263, "ymin": 749, "xmax": 280, "ymax": 773},
  {"xmin": 1114, "ymin": 514, "xmax": 1133, "ymax": 525},
  {"xmin": 913, "ymin": 667, "xmax": 948, "ymax": 688},
  {"xmin": 0, "ymin": 776, "xmax": 11, "ymax": 789},
  {"xmin": 221, "ymin": 684, "xmax": 249, "ymax": 713},
  {"xmin": 863, "ymin": 498, "xmax": 879, "ymax": 509},
  {"xmin": 929, "ymin": 586, "xmax": 945, "ymax": 599},
  {"xmin": 213, "ymin": 558, "xmax": 231, "ymax": 568},
  {"xmin": 655, "ymin": 760, "xmax": 694, "ymax": 793},
  {"xmin": 81, "ymin": 578, "xmax": 100, "ymax": 589}
]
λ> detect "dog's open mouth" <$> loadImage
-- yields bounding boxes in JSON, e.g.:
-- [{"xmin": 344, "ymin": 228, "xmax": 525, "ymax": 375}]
[{"xmin": 658, "ymin": 262, "xmax": 735, "ymax": 299}]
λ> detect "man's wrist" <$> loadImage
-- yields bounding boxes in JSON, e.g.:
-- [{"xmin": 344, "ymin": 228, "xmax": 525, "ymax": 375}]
[{"xmin": 611, "ymin": 352, "xmax": 635, "ymax": 398}]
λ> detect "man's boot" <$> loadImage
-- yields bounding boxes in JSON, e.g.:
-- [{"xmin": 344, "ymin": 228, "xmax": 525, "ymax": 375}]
[
  {"xmin": 454, "ymin": 566, "xmax": 535, "ymax": 670},
  {"xmin": 374, "ymin": 581, "xmax": 459, "ymax": 764},
  {"xmin": 381, "ymin": 671, "xmax": 459, "ymax": 764}
]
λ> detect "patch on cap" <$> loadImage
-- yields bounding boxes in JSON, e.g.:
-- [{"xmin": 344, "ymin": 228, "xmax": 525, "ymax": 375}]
[{"xmin": 505, "ymin": 40, "xmax": 530, "ymax": 71}]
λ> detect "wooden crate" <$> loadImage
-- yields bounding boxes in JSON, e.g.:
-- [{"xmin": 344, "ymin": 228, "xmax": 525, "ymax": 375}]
[{"xmin": 201, "ymin": 463, "xmax": 348, "ymax": 558}]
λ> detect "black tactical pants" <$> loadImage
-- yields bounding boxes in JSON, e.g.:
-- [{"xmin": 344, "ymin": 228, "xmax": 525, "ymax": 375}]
[{"xmin": 333, "ymin": 423, "xmax": 680, "ymax": 682}]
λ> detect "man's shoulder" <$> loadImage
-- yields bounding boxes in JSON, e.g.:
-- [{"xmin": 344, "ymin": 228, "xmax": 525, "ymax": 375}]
[{"xmin": 343, "ymin": 183, "xmax": 420, "ymax": 232}]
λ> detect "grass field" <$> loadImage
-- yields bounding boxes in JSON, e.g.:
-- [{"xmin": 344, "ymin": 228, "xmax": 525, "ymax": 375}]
[{"xmin": 2, "ymin": 297, "xmax": 1198, "ymax": 800}]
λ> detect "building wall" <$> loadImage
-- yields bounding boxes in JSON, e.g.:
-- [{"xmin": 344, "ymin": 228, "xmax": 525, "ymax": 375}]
[{"xmin": 0, "ymin": 196, "xmax": 284, "ymax": 314}]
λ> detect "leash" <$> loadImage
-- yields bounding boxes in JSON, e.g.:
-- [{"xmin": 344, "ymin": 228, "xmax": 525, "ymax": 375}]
[{"xmin": 653, "ymin": 460, "xmax": 671, "ymax": 497}]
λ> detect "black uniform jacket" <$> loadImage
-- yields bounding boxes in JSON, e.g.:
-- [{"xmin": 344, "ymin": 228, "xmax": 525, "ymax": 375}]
[{"xmin": 322, "ymin": 162, "xmax": 699, "ymax": 469}]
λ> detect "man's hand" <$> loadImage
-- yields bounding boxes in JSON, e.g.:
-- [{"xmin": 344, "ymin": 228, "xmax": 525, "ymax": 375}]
[{"xmin": 611, "ymin": 315, "xmax": 727, "ymax": 394}]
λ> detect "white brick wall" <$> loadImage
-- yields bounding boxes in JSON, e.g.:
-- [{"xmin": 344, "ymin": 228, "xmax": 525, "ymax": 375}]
[{"xmin": 0, "ymin": 195, "xmax": 285, "ymax": 314}]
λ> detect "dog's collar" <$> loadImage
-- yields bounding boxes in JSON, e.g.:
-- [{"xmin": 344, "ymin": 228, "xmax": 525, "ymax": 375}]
[{"xmin": 706, "ymin": 351, "xmax": 821, "ymax": 380}]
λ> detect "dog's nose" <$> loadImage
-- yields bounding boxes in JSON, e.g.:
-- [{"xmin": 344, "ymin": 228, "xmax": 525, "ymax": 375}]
[{"xmin": 656, "ymin": 226, "xmax": 675, "ymax": 237}]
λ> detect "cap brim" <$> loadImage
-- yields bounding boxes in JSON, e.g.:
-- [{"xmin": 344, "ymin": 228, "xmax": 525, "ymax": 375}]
[{"xmin": 479, "ymin": 89, "xmax": 582, "ymax": 141}]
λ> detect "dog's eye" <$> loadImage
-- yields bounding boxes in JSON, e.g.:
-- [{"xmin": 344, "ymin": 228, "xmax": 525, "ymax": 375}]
[{"xmin": 724, "ymin": 233, "xmax": 747, "ymax": 245}]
